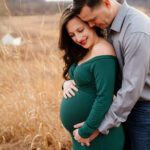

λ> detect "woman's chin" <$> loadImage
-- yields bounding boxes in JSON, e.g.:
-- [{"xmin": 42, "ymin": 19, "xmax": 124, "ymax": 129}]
[{"xmin": 81, "ymin": 44, "xmax": 89, "ymax": 49}]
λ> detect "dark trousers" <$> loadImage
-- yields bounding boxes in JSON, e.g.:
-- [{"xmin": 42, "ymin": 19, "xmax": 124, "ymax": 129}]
[{"xmin": 123, "ymin": 101, "xmax": 150, "ymax": 150}]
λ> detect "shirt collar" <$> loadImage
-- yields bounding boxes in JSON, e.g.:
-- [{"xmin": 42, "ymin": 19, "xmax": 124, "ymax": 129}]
[{"xmin": 110, "ymin": 0, "xmax": 129, "ymax": 32}]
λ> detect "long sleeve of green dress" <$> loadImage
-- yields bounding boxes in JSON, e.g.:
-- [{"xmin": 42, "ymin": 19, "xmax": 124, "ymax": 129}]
[
  {"xmin": 78, "ymin": 58, "xmax": 116, "ymax": 138},
  {"xmin": 60, "ymin": 56, "xmax": 124, "ymax": 150}
]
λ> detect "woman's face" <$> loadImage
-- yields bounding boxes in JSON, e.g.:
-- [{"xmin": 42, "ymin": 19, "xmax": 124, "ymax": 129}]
[{"xmin": 66, "ymin": 17, "xmax": 97, "ymax": 49}]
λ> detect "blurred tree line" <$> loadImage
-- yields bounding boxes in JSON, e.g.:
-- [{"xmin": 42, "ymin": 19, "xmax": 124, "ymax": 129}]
[
  {"xmin": 0, "ymin": 0, "xmax": 149, "ymax": 16},
  {"xmin": 0, "ymin": 0, "xmax": 71, "ymax": 16}
]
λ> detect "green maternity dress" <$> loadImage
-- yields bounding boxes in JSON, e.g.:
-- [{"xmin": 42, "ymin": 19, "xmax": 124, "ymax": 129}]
[{"xmin": 60, "ymin": 55, "xmax": 124, "ymax": 150}]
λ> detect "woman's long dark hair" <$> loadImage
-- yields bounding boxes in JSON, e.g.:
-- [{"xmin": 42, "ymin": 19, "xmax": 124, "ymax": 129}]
[{"xmin": 58, "ymin": 5, "xmax": 103, "ymax": 80}]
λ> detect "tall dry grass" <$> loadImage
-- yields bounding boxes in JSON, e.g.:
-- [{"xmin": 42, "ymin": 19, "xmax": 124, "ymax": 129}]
[
  {"xmin": 0, "ymin": 1, "xmax": 150, "ymax": 150},
  {"xmin": 0, "ymin": 8, "xmax": 72, "ymax": 150}
]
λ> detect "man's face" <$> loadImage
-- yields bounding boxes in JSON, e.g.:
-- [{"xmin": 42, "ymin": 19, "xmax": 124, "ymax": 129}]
[{"xmin": 78, "ymin": 2, "xmax": 111, "ymax": 29}]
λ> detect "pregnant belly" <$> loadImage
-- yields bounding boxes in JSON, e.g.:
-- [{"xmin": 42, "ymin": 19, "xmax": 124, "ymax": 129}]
[{"xmin": 60, "ymin": 89, "xmax": 96, "ymax": 132}]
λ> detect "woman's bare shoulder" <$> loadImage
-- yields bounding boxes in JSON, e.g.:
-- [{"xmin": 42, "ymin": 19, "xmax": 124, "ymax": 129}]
[{"xmin": 92, "ymin": 39, "xmax": 116, "ymax": 57}]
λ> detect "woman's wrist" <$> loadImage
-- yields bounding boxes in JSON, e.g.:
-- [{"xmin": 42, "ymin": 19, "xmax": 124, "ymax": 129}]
[{"xmin": 62, "ymin": 80, "xmax": 67, "ymax": 90}]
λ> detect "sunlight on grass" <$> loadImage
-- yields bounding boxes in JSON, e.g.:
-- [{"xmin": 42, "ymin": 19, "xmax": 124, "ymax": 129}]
[{"xmin": 0, "ymin": 0, "xmax": 73, "ymax": 150}]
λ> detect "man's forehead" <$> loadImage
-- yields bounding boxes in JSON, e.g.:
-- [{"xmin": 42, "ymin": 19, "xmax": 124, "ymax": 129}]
[{"xmin": 78, "ymin": 5, "xmax": 93, "ymax": 21}]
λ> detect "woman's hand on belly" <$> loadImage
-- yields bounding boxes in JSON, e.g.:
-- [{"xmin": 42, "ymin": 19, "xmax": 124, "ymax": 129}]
[{"xmin": 63, "ymin": 80, "xmax": 78, "ymax": 99}]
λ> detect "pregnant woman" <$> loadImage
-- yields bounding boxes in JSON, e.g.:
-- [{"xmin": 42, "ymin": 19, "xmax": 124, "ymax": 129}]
[{"xmin": 59, "ymin": 6, "xmax": 124, "ymax": 150}]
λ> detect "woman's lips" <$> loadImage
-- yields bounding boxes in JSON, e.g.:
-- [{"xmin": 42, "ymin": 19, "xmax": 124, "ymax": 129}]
[{"xmin": 80, "ymin": 39, "xmax": 87, "ymax": 46}]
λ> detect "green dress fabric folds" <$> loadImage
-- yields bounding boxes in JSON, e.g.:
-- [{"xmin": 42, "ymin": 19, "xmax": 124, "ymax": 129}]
[{"xmin": 60, "ymin": 55, "xmax": 124, "ymax": 150}]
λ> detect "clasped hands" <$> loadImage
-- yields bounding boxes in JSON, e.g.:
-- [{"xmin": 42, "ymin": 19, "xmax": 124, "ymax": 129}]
[{"xmin": 73, "ymin": 122, "xmax": 100, "ymax": 146}]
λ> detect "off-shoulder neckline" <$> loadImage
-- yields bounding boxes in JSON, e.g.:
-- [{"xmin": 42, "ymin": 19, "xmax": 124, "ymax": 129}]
[{"xmin": 76, "ymin": 55, "xmax": 117, "ymax": 67}]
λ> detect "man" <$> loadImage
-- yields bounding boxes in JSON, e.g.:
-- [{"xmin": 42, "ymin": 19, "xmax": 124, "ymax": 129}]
[{"xmin": 62, "ymin": 0, "xmax": 150, "ymax": 149}]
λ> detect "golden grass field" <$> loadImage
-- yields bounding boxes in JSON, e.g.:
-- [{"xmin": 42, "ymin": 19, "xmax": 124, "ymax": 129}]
[
  {"xmin": 0, "ymin": 2, "xmax": 150, "ymax": 150},
  {"xmin": 0, "ymin": 14, "xmax": 72, "ymax": 150}
]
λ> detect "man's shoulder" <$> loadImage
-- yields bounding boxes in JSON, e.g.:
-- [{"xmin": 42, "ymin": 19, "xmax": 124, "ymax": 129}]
[{"xmin": 125, "ymin": 6, "xmax": 150, "ymax": 34}]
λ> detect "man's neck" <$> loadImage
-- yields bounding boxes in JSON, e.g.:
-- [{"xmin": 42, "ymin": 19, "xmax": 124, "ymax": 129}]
[{"xmin": 110, "ymin": 0, "xmax": 122, "ymax": 23}]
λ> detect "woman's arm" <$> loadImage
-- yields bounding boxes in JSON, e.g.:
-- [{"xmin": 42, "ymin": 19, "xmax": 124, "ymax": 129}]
[{"xmin": 78, "ymin": 57, "xmax": 116, "ymax": 138}]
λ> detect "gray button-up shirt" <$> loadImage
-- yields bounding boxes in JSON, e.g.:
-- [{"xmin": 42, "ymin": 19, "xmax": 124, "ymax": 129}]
[{"xmin": 98, "ymin": 1, "xmax": 150, "ymax": 134}]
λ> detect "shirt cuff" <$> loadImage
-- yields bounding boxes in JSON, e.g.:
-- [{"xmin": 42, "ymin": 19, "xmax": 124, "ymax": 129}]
[{"xmin": 98, "ymin": 112, "xmax": 121, "ymax": 135}]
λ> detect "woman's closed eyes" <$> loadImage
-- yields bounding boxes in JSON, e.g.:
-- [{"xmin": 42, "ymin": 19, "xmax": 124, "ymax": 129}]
[{"xmin": 69, "ymin": 27, "xmax": 85, "ymax": 38}]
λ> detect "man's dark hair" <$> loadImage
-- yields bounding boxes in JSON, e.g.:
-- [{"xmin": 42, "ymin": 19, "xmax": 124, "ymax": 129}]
[{"xmin": 73, "ymin": 0, "xmax": 103, "ymax": 14}]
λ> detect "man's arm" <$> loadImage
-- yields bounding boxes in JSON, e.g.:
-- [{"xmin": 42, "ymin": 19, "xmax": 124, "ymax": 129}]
[{"xmin": 98, "ymin": 32, "xmax": 150, "ymax": 134}]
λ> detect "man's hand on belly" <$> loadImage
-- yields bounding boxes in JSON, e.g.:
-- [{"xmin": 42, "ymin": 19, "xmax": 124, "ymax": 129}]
[
  {"xmin": 73, "ymin": 122, "xmax": 100, "ymax": 146},
  {"xmin": 63, "ymin": 80, "xmax": 78, "ymax": 99}
]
